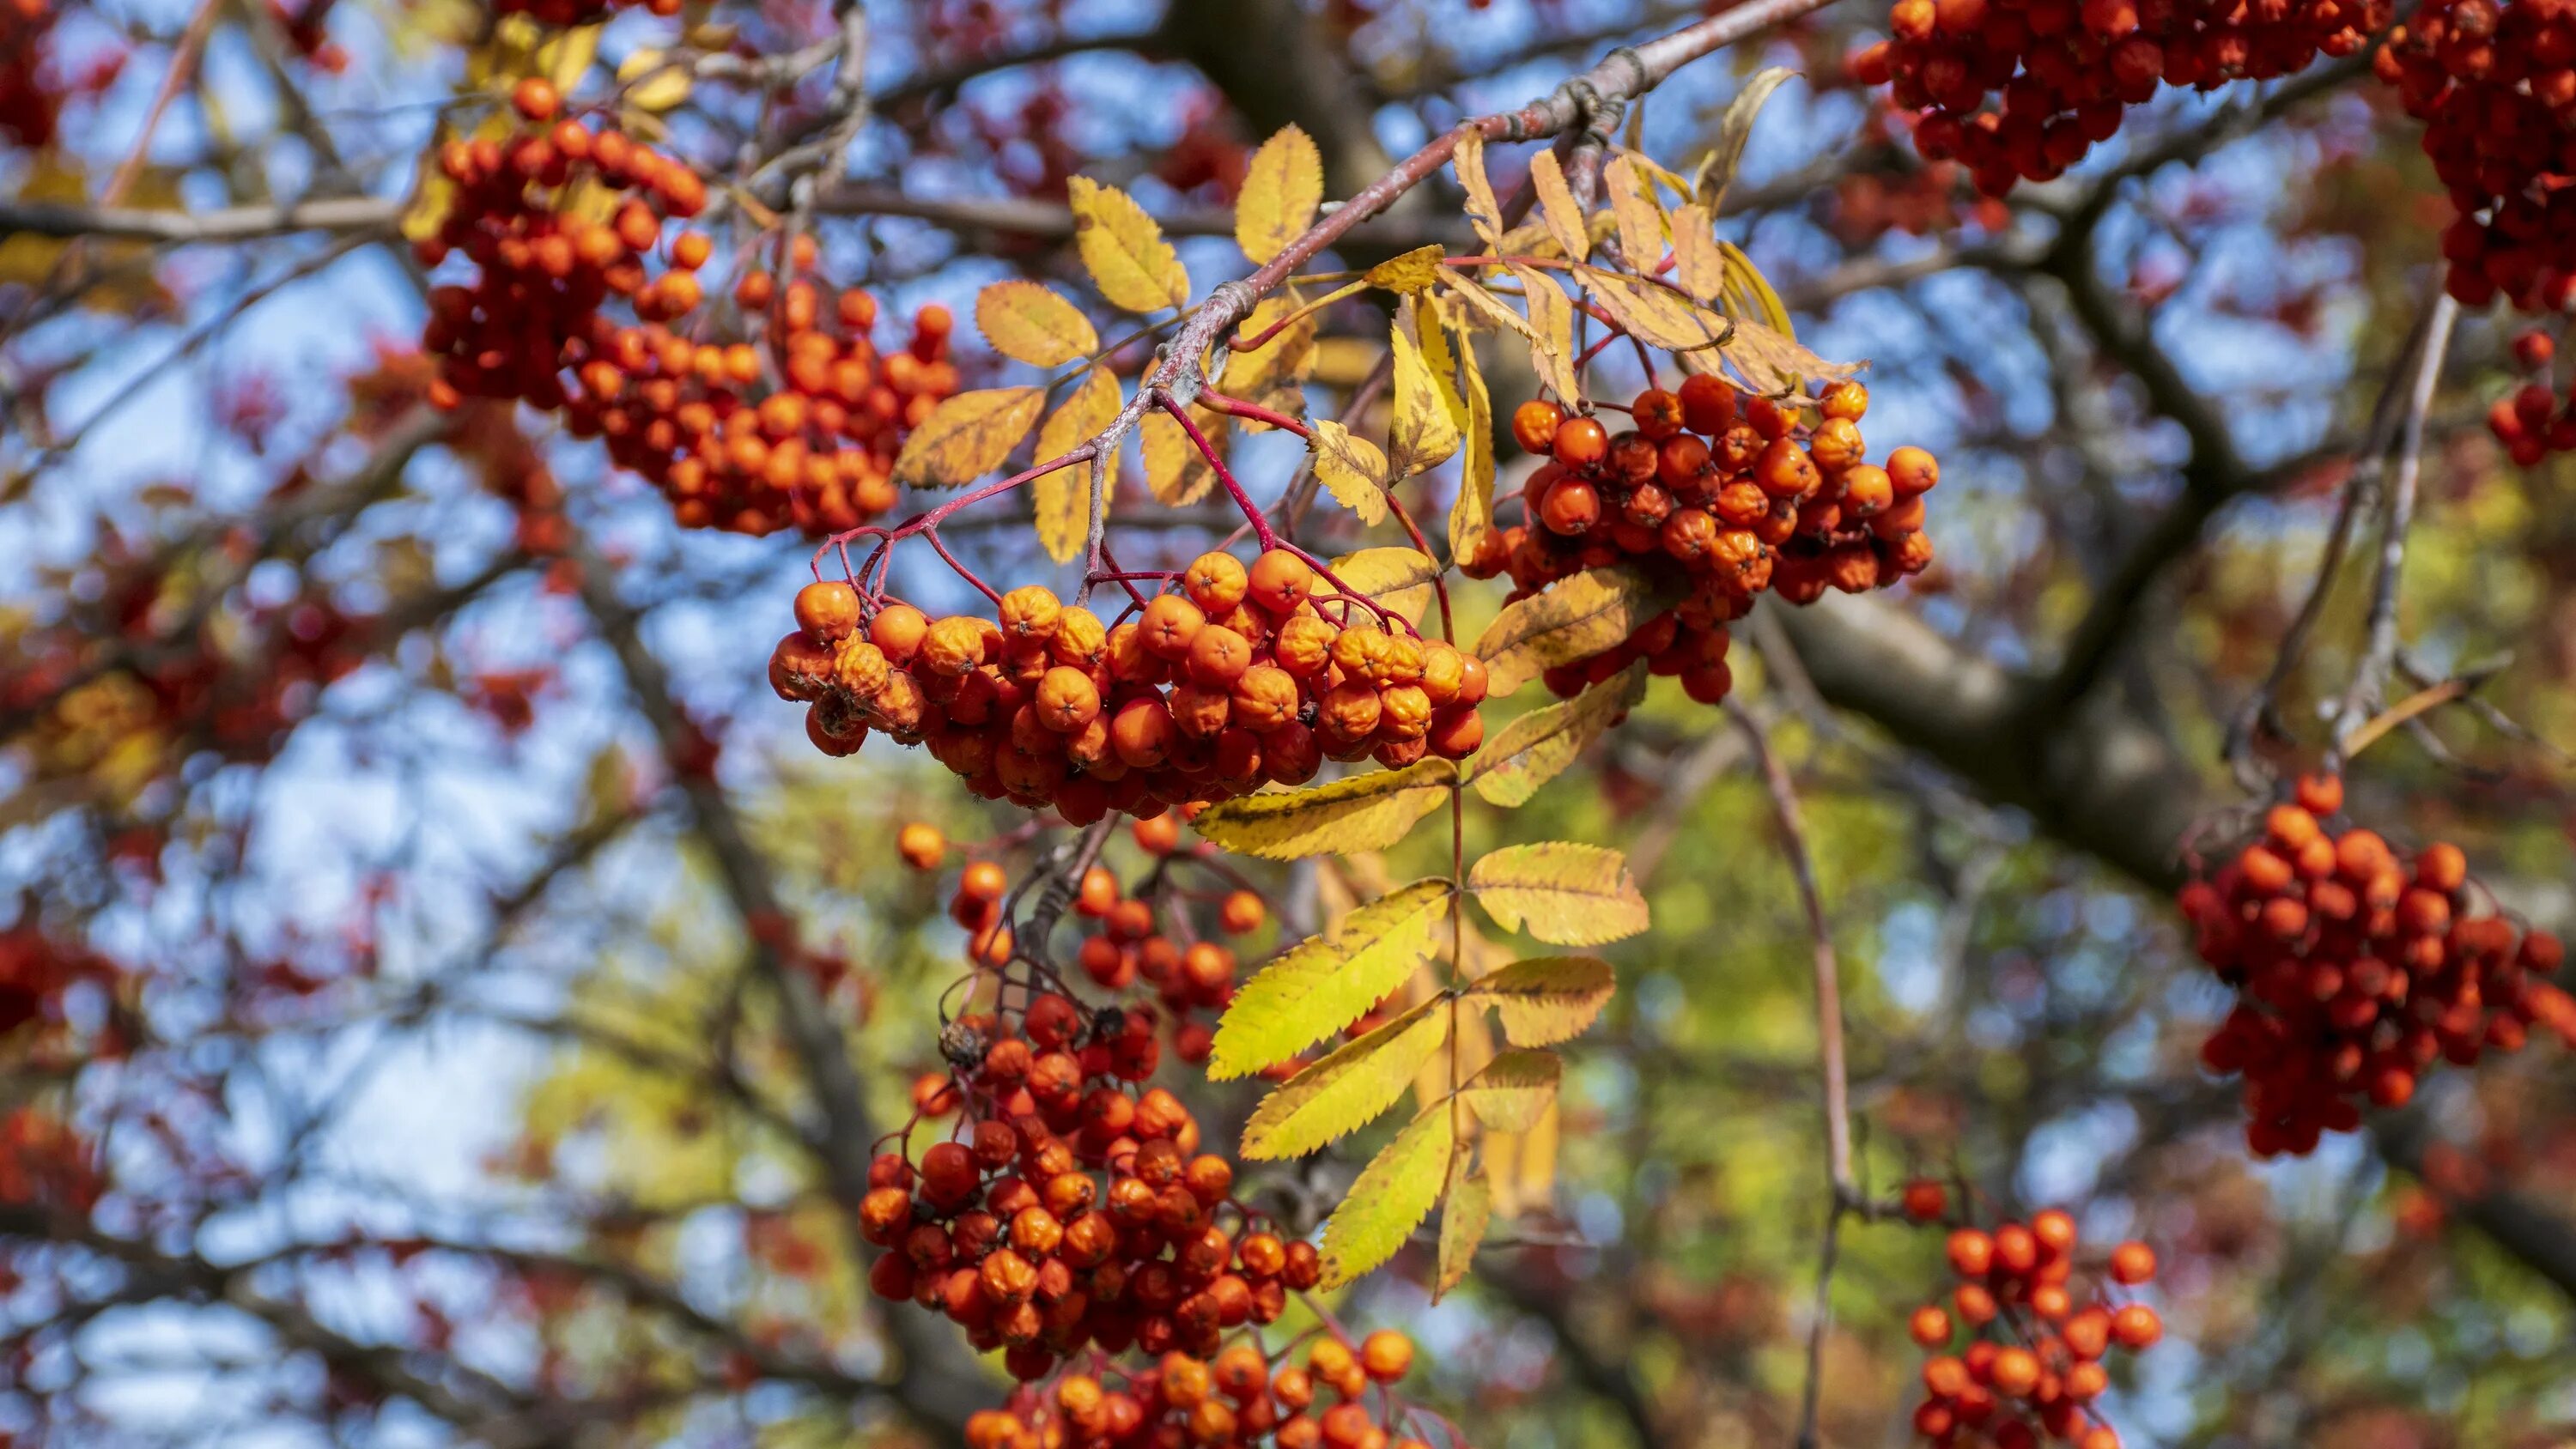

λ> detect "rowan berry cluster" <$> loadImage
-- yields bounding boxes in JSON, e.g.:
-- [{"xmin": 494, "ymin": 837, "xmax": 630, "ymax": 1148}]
[
  {"xmin": 1479, "ymin": 375, "xmax": 1935, "ymax": 705},
  {"xmin": 1909, "ymin": 1210, "xmax": 2161, "ymax": 1449},
  {"xmin": 0, "ymin": 0, "xmax": 64, "ymax": 149},
  {"xmin": 2482, "ymin": 328, "xmax": 2576, "ymax": 464},
  {"xmin": 494, "ymin": 0, "xmax": 675, "ymax": 27},
  {"xmin": 2178, "ymin": 773, "xmax": 2576, "ymax": 1157},
  {"xmin": 0, "ymin": 925, "xmax": 122, "ymax": 1062},
  {"xmin": 0, "ymin": 1105, "xmax": 99, "ymax": 1213},
  {"xmin": 418, "ymin": 82, "xmax": 957, "ymax": 537},
  {"xmin": 961, "ymin": 1331, "xmax": 1436, "ymax": 1449},
  {"xmin": 859, "ymin": 1009, "xmax": 1312, "ymax": 1380},
  {"xmin": 1856, "ymin": 0, "xmax": 2389, "ymax": 193},
  {"xmin": 774, "ymin": 550, "xmax": 1489, "ymax": 820},
  {"xmin": 2377, "ymin": 0, "xmax": 2576, "ymax": 313}
]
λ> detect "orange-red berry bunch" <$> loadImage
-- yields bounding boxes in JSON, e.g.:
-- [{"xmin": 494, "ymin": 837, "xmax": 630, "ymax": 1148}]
[
  {"xmin": 1909, "ymin": 1208, "xmax": 2161, "ymax": 1449},
  {"xmin": 774, "ymin": 551, "xmax": 1490, "ymax": 821},
  {"xmin": 859, "ymin": 1009, "xmax": 1314, "ymax": 1380},
  {"xmin": 2378, "ymin": 0, "xmax": 2576, "ymax": 313},
  {"xmin": 961, "ymin": 1331, "xmax": 1438, "ymax": 1449},
  {"xmin": 2484, "ymin": 327, "xmax": 2576, "ymax": 465},
  {"xmin": 1856, "ymin": 0, "xmax": 2389, "ymax": 194},
  {"xmin": 1478, "ymin": 375, "xmax": 1935, "ymax": 705},
  {"xmin": 418, "ymin": 82, "xmax": 957, "ymax": 537},
  {"xmin": 2178, "ymin": 774, "xmax": 2576, "ymax": 1157}
]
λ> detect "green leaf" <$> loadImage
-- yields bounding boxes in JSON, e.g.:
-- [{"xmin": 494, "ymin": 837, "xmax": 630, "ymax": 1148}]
[
  {"xmin": 1466, "ymin": 660, "xmax": 1647, "ymax": 807},
  {"xmin": 1320, "ymin": 1101, "xmax": 1455, "ymax": 1288},
  {"xmin": 1208, "ymin": 880, "xmax": 1453, "ymax": 1080},
  {"xmin": 1434, "ymin": 1149, "xmax": 1491, "ymax": 1301},
  {"xmin": 1242, "ymin": 999, "xmax": 1451, "ymax": 1161},
  {"xmin": 1462, "ymin": 1049, "xmax": 1560, "ymax": 1131},
  {"xmin": 1190, "ymin": 757, "xmax": 1455, "ymax": 860},
  {"xmin": 1469, "ymin": 842, "xmax": 1649, "ymax": 945},
  {"xmin": 1467, "ymin": 956, "xmax": 1616, "ymax": 1046}
]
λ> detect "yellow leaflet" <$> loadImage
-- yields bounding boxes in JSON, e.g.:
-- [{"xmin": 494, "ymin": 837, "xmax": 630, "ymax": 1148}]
[
  {"xmin": 1387, "ymin": 318, "xmax": 1461, "ymax": 480},
  {"xmin": 616, "ymin": 47, "xmax": 692, "ymax": 112},
  {"xmin": 1068, "ymin": 176, "xmax": 1189, "ymax": 313},
  {"xmin": 1723, "ymin": 314, "xmax": 1862, "ymax": 398},
  {"xmin": 1434, "ymin": 1149, "xmax": 1492, "ymax": 1300},
  {"xmin": 1207, "ymin": 878, "xmax": 1454, "ymax": 1079},
  {"xmin": 1438, "ymin": 270, "xmax": 1538, "ymax": 343},
  {"xmin": 1670, "ymin": 203, "xmax": 1726, "ymax": 303},
  {"xmin": 1606, "ymin": 152, "xmax": 1668, "ymax": 267},
  {"xmin": 1448, "ymin": 304, "xmax": 1498, "ymax": 567},
  {"xmin": 1224, "ymin": 292, "xmax": 1319, "ymax": 402},
  {"xmin": 1189, "ymin": 757, "xmax": 1456, "ymax": 860},
  {"xmin": 1527, "ymin": 148, "xmax": 1589, "ymax": 263},
  {"xmin": 1140, "ymin": 404, "xmax": 1224, "ymax": 506},
  {"xmin": 1468, "ymin": 841, "xmax": 1650, "ymax": 946},
  {"xmin": 1236, "ymin": 124, "xmax": 1324, "ymax": 265},
  {"xmin": 1465, "ymin": 955, "xmax": 1616, "ymax": 1046},
  {"xmin": 1366, "ymin": 244, "xmax": 1449, "ymax": 295},
  {"xmin": 1473, "ymin": 565, "xmax": 1675, "ymax": 698},
  {"xmin": 1319, "ymin": 1101, "xmax": 1454, "ymax": 1288},
  {"xmin": 1031, "ymin": 368, "xmax": 1121, "ymax": 563},
  {"xmin": 1453, "ymin": 129, "xmax": 1504, "ymax": 246},
  {"xmin": 1462, "ymin": 1050, "xmax": 1560, "ymax": 1131},
  {"xmin": 1465, "ymin": 659, "xmax": 1647, "ymax": 807},
  {"xmin": 892, "ymin": 387, "xmax": 1045, "ymax": 488},
  {"xmin": 1696, "ymin": 66, "xmax": 1800, "ymax": 213},
  {"xmin": 1516, "ymin": 1101, "xmax": 1560, "ymax": 1210},
  {"xmin": 1722, "ymin": 240, "xmax": 1797, "ymax": 339},
  {"xmin": 1505, "ymin": 262, "xmax": 1583, "ymax": 406},
  {"xmin": 1578, "ymin": 265, "xmax": 1728, "ymax": 353},
  {"xmin": 1242, "ymin": 1000, "xmax": 1450, "ymax": 1161},
  {"xmin": 1309, "ymin": 419, "xmax": 1390, "ymax": 527},
  {"xmin": 975, "ymin": 280, "xmax": 1100, "ymax": 367},
  {"xmin": 1329, "ymin": 547, "xmax": 1439, "ymax": 627}
]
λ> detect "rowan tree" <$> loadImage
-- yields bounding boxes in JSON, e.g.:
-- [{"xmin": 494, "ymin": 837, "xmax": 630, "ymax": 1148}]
[{"xmin": 3, "ymin": 1, "xmax": 2576, "ymax": 1447}]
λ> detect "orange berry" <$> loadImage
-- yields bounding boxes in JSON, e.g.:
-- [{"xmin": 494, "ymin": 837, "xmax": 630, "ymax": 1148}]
[
  {"xmin": 1246, "ymin": 549, "xmax": 1316, "ymax": 614},
  {"xmin": 2109, "ymin": 1240, "xmax": 2157, "ymax": 1285},
  {"xmin": 1358, "ymin": 1330, "xmax": 1412, "ymax": 1382},
  {"xmin": 1902, "ymin": 1179, "xmax": 1947, "ymax": 1222},
  {"xmin": 1552, "ymin": 415, "xmax": 1609, "ymax": 467},
  {"xmin": 960, "ymin": 859, "xmax": 1007, "ymax": 903},
  {"xmin": 512, "ymin": 76, "xmax": 560, "ymax": 122},
  {"xmin": 1134, "ymin": 814, "xmax": 1182, "ymax": 855},
  {"xmin": 1909, "ymin": 1305, "xmax": 1952, "ymax": 1347},
  {"xmin": 1510, "ymin": 399, "xmax": 1564, "ymax": 454},
  {"xmin": 1219, "ymin": 890, "xmax": 1266, "ymax": 935},
  {"xmin": 2111, "ymin": 1303, "xmax": 2161, "ymax": 1349},
  {"xmin": 2295, "ymin": 771, "xmax": 2343, "ymax": 815},
  {"xmin": 1183, "ymin": 552, "xmax": 1250, "ymax": 613},
  {"xmin": 1947, "ymin": 1228, "xmax": 1994, "ymax": 1277},
  {"xmin": 897, "ymin": 823, "xmax": 946, "ymax": 870}
]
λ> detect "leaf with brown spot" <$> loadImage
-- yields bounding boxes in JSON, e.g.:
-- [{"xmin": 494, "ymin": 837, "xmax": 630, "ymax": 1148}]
[
  {"xmin": 1236, "ymin": 124, "xmax": 1324, "ymax": 264},
  {"xmin": 891, "ymin": 387, "xmax": 1045, "ymax": 488},
  {"xmin": 975, "ymin": 280, "xmax": 1099, "ymax": 367},
  {"xmin": 1310, "ymin": 419, "xmax": 1389, "ymax": 527}
]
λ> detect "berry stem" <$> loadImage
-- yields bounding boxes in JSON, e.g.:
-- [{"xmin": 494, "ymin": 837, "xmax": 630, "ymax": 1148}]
[{"xmin": 1155, "ymin": 390, "xmax": 1279, "ymax": 555}]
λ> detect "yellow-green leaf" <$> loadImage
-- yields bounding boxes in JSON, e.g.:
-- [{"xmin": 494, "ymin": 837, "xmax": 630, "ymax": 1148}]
[
  {"xmin": 1388, "ymin": 319, "xmax": 1461, "ymax": 480},
  {"xmin": 1463, "ymin": 1049, "xmax": 1560, "ymax": 1131},
  {"xmin": 975, "ymin": 280, "xmax": 1099, "ymax": 367},
  {"xmin": 1367, "ymin": 244, "xmax": 1449, "ymax": 295},
  {"xmin": 892, "ymin": 387, "xmax": 1045, "ymax": 488},
  {"xmin": 1468, "ymin": 842, "xmax": 1649, "ymax": 945},
  {"xmin": 1606, "ymin": 153, "xmax": 1667, "ymax": 267},
  {"xmin": 1242, "ymin": 1000, "xmax": 1451, "ymax": 1160},
  {"xmin": 1435, "ymin": 1150, "xmax": 1492, "ymax": 1300},
  {"xmin": 1472, "ymin": 566, "xmax": 1677, "ymax": 699},
  {"xmin": 1528, "ymin": 148, "xmax": 1589, "ymax": 263},
  {"xmin": 1577, "ymin": 266, "xmax": 1728, "ymax": 353},
  {"xmin": 1310, "ymin": 419, "xmax": 1389, "ymax": 527},
  {"xmin": 1190, "ymin": 756, "xmax": 1456, "ymax": 860},
  {"xmin": 1670, "ymin": 203, "xmax": 1725, "ymax": 304},
  {"xmin": 1320, "ymin": 1102, "xmax": 1455, "ymax": 1288},
  {"xmin": 1237, "ymin": 124, "xmax": 1324, "ymax": 264},
  {"xmin": 1466, "ymin": 956, "xmax": 1616, "ymax": 1046},
  {"xmin": 1209, "ymin": 879, "xmax": 1454, "ymax": 1080},
  {"xmin": 1068, "ymin": 175, "xmax": 1189, "ymax": 313},
  {"xmin": 1139, "ymin": 404, "xmax": 1223, "ymax": 506},
  {"xmin": 1448, "ymin": 307, "xmax": 1497, "ymax": 566},
  {"xmin": 1467, "ymin": 659, "xmax": 1646, "ymax": 807},
  {"xmin": 1330, "ymin": 547, "xmax": 1439, "ymax": 627},
  {"xmin": 1695, "ymin": 67, "xmax": 1799, "ymax": 213},
  {"xmin": 1506, "ymin": 262, "xmax": 1583, "ymax": 405},
  {"xmin": 1454, "ymin": 129, "xmax": 1504, "ymax": 246},
  {"xmin": 1032, "ymin": 367, "xmax": 1120, "ymax": 563}
]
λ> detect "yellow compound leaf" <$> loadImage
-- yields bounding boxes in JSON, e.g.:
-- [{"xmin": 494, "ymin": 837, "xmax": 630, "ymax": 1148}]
[
  {"xmin": 1319, "ymin": 1101, "xmax": 1455, "ymax": 1288},
  {"xmin": 975, "ymin": 279, "xmax": 1100, "ymax": 368},
  {"xmin": 1453, "ymin": 129, "xmax": 1504, "ymax": 246},
  {"xmin": 1466, "ymin": 659, "xmax": 1646, "ymax": 807},
  {"xmin": 1067, "ymin": 175, "xmax": 1188, "ymax": 313},
  {"xmin": 1506, "ymin": 262, "xmax": 1583, "ymax": 406},
  {"xmin": 1448, "ymin": 307, "xmax": 1498, "ymax": 566},
  {"xmin": 1527, "ymin": 148, "xmax": 1589, "ymax": 263},
  {"xmin": 1330, "ymin": 547, "xmax": 1439, "ymax": 627},
  {"xmin": 1031, "ymin": 367, "xmax": 1121, "ymax": 563},
  {"xmin": 1466, "ymin": 955, "xmax": 1616, "ymax": 1046},
  {"xmin": 1225, "ymin": 294, "xmax": 1318, "ymax": 400},
  {"xmin": 891, "ymin": 386, "xmax": 1044, "ymax": 488},
  {"xmin": 1140, "ymin": 404, "xmax": 1224, "ymax": 506},
  {"xmin": 1669, "ymin": 202, "xmax": 1726, "ymax": 303},
  {"xmin": 1472, "ymin": 565, "xmax": 1677, "ymax": 698},
  {"xmin": 1242, "ymin": 1000, "xmax": 1450, "ymax": 1160},
  {"xmin": 1695, "ymin": 66, "xmax": 1800, "ymax": 213},
  {"xmin": 1189, "ymin": 756, "xmax": 1457, "ymax": 861},
  {"xmin": 1208, "ymin": 878, "xmax": 1455, "ymax": 1079},
  {"xmin": 1366, "ymin": 244, "xmax": 1449, "ymax": 296},
  {"xmin": 1309, "ymin": 419, "xmax": 1389, "ymax": 527},
  {"xmin": 1462, "ymin": 1049, "xmax": 1560, "ymax": 1131},
  {"xmin": 1468, "ymin": 841, "xmax": 1649, "ymax": 945},
  {"xmin": 1720, "ymin": 314, "xmax": 1862, "ymax": 397},
  {"xmin": 1387, "ymin": 319, "xmax": 1461, "ymax": 480},
  {"xmin": 1236, "ymin": 124, "xmax": 1324, "ymax": 265},
  {"xmin": 1434, "ymin": 1149, "xmax": 1492, "ymax": 1301},
  {"xmin": 1578, "ymin": 266, "xmax": 1728, "ymax": 353},
  {"xmin": 1606, "ymin": 152, "xmax": 1667, "ymax": 267}
]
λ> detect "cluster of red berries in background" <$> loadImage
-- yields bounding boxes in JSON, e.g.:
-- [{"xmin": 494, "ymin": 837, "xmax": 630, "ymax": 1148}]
[
  {"xmin": 0, "ymin": 924, "xmax": 124, "ymax": 1062},
  {"xmin": 0, "ymin": 1105, "xmax": 100, "ymax": 1213},
  {"xmin": 896, "ymin": 818, "xmax": 1271, "ymax": 1069},
  {"xmin": 1900, "ymin": 1194, "xmax": 2162, "ymax": 1449},
  {"xmin": 494, "ymin": 0, "xmax": 675, "ymax": 27},
  {"xmin": 2379, "ymin": 0, "xmax": 2576, "ymax": 313},
  {"xmin": 858, "ymin": 1007, "xmax": 1308, "ymax": 1379},
  {"xmin": 2484, "ymin": 327, "xmax": 2576, "ymax": 465},
  {"xmin": 2178, "ymin": 773, "xmax": 2576, "ymax": 1158},
  {"xmin": 1478, "ymin": 375, "xmax": 1935, "ymax": 706},
  {"xmin": 1856, "ymin": 0, "xmax": 2391, "ymax": 194},
  {"xmin": 773, "ymin": 551, "xmax": 1489, "ymax": 821},
  {"xmin": 962, "ymin": 1331, "xmax": 1437, "ymax": 1449},
  {"xmin": 418, "ymin": 82, "xmax": 958, "ymax": 538},
  {"xmin": 0, "ymin": 0, "xmax": 65, "ymax": 149}
]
